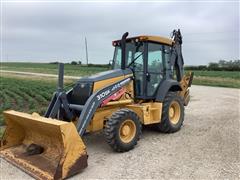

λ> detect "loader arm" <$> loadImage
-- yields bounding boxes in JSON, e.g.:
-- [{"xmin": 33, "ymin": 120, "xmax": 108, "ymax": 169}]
[
  {"xmin": 42, "ymin": 63, "xmax": 132, "ymax": 136},
  {"xmin": 76, "ymin": 77, "xmax": 132, "ymax": 136}
]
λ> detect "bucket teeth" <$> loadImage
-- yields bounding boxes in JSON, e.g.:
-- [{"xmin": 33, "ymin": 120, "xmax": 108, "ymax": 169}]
[{"xmin": 0, "ymin": 110, "xmax": 88, "ymax": 180}]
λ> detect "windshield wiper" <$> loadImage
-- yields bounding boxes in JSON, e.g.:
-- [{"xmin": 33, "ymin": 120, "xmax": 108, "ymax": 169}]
[{"xmin": 127, "ymin": 52, "xmax": 143, "ymax": 68}]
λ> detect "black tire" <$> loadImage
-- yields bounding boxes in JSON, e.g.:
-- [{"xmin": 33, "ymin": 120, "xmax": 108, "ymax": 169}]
[
  {"xmin": 104, "ymin": 108, "xmax": 142, "ymax": 152},
  {"xmin": 155, "ymin": 92, "xmax": 184, "ymax": 133}
]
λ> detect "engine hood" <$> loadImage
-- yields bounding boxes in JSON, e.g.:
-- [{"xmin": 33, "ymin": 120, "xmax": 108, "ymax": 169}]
[
  {"xmin": 68, "ymin": 68, "xmax": 133, "ymax": 105},
  {"xmin": 78, "ymin": 68, "xmax": 133, "ymax": 83}
]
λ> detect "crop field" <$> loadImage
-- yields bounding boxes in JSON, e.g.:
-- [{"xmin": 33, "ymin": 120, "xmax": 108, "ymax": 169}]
[
  {"xmin": 0, "ymin": 76, "xmax": 75, "ymax": 136},
  {"xmin": 0, "ymin": 63, "xmax": 239, "ymax": 136}
]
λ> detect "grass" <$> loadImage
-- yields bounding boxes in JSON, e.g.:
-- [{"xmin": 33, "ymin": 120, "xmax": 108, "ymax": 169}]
[
  {"xmin": 0, "ymin": 127, "xmax": 3, "ymax": 137},
  {"xmin": 2, "ymin": 62, "xmax": 238, "ymax": 77},
  {"xmin": 186, "ymin": 70, "xmax": 240, "ymax": 88},
  {"xmin": 1, "ymin": 63, "xmax": 239, "ymax": 87},
  {"xmin": 190, "ymin": 70, "xmax": 240, "ymax": 80},
  {"xmin": 1, "ymin": 62, "xmax": 109, "ymax": 76},
  {"xmin": 187, "ymin": 71, "xmax": 240, "ymax": 88},
  {"xmin": 193, "ymin": 76, "xmax": 240, "ymax": 88}
]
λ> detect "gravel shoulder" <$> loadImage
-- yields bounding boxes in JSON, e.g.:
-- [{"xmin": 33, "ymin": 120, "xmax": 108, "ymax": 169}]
[{"xmin": 1, "ymin": 85, "xmax": 239, "ymax": 179}]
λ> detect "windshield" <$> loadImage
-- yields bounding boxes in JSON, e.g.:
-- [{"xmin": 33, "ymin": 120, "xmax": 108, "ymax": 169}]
[{"xmin": 113, "ymin": 42, "xmax": 144, "ymax": 70}]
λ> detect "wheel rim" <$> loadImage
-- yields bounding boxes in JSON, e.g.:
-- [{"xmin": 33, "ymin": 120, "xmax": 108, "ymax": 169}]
[
  {"xmin": 119, "ymin": 119, "xmax": 136, "ymax": 143},
  {"xmin": 168, "ymin": 101, "xmax": 181, "ymax": 124}
]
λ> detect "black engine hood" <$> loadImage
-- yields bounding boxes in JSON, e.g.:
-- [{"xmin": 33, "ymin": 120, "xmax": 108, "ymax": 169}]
[
  {"xmin": 78, "ymin": 68, "xmax": 133, "ymax": 82},
  {"xmin": 68, "ymin": 68, "xmax": 133, "ymax": 105}
]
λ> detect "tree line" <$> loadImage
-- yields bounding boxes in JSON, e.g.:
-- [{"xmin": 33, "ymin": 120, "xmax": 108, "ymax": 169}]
[
  {"xmin": 50, "ymin": 59, "xmax": 240, "ymax": 71},
  {"xmin": 49, "ymin": 61, "xmax": 110, "ymax": 68}
]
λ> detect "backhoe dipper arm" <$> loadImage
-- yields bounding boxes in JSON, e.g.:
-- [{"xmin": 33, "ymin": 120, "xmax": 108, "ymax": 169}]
[
  {"xmin": 76, "ymin": 77, "xmax": 132, "ymax": 136},
  {"xmin": 169, "ymin": 29, "xmax": 184, "ymax": 81}
]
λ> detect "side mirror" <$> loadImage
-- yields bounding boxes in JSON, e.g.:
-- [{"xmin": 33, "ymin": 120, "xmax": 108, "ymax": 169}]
[
  {"xmin": 109, "ymin": 60, "xmax": 113, "ymax": 69},
  {"xmin": 109, "ymin": 60, "xmax": 113, "ymax": 66}
]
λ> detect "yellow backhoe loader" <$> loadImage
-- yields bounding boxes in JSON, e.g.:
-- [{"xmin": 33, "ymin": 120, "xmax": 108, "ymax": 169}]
[{"xmin": 0, "ymin": 29, "xmax": 193, "ymax": 179}]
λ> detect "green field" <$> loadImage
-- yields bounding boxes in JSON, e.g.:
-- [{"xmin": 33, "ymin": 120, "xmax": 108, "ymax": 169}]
[
  {"xmin": 0, "ymin": 76, "xmax": 75, "ymax": 136},
  {"xmin": 1, "ymin": 62, "xmax": 108, "ymax": 76},
  {"xmin": 0, "ymin": 77, "xmax": 54, "ymax": 121},
  {"xmin": 186, "ymin": 70, "xmax": 240, "ymax": 88},
  {"xmin": 1, "ymin": 62, "xmax": 239, "ymax": 88},
  {"xmin": 191, "ymin": 70, "xmax": 239, "ymax": 79},
  {"xmin": 0, "ymin": 63, "xmax": 239, "ymax": 136}
]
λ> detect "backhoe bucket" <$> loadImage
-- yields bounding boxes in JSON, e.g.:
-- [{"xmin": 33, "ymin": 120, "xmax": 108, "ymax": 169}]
[{"xmin": 0, "ymin": 110, "xmax": 88, "ymax": 180}]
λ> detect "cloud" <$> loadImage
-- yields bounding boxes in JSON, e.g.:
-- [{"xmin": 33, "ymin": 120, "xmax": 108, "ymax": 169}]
[{"xmin": 1, "ymin": 1, "xmax": 239, "ymax": 65}]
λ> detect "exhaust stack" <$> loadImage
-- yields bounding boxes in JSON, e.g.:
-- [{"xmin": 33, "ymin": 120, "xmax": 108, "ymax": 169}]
[{"xmin": 121, "ymin": 32, "xmax": 129, "ymax": 70}]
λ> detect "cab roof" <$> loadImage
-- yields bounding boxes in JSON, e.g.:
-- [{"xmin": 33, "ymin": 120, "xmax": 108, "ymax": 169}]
[{"xmin": 113, "ymin": 35, "xmax": 174, "ymax": 46}]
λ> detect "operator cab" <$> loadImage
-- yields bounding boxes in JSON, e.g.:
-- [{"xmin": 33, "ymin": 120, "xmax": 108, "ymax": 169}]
[{"xmin": 112, "ymin": 35, "xmax": 174, "ymax": 99}]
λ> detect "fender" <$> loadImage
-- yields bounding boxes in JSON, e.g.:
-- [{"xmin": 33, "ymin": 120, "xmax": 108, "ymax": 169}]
[{"xmin": 155, "ymin": 79, "xmax": 182, "ymax": 102}]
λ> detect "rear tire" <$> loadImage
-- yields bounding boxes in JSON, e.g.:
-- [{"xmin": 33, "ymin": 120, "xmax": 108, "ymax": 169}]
[
  {"xmin": 104, "ymin": 109, "xmax": 142, "ymax": 152},
  {"xmin": 155, "ymin": 92, "xmax": 184, "ymax": 133}
]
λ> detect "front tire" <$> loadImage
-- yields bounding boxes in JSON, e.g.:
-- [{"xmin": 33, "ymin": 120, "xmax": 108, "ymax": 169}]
[
  {"xmin": 104, "ymin": 109, "xmax": 142, "ymax": 152},
  {"xmin": 155, "ymin": 92, "xmax": 184, "ymax": 133}
]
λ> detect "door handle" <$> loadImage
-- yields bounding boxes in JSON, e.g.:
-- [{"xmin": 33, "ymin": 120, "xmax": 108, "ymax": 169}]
[{"xmin": 146, "ymin": 72, "xmax": 151, "ymax": 81}]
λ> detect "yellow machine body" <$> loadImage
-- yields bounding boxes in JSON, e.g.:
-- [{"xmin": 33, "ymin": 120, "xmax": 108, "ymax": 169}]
[{"xmin": 87, "ymin": 73, "xmax": 192, "ymax": 133}]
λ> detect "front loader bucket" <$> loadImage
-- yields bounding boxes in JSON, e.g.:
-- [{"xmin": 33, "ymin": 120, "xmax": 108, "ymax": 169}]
[{"xmin": 0, "ymin": 110, "xmax": 88, "ymax": 180}]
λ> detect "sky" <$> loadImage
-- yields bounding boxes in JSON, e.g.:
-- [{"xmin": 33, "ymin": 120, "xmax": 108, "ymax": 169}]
[{"xmin": 0, "ymin": 1, "xmax": 239, "ymax": 65}]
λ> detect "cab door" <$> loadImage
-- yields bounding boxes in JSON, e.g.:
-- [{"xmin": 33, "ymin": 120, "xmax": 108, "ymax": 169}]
[
  {"xmin": 130, "ymin": 43, "xmax": 145, "ymax": 98},
  {"xmin": 146, "ymin": 43, "xmax": 165, "ymax": 97}
]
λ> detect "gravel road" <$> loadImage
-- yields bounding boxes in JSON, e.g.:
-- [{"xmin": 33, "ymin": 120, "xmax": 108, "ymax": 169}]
[{"xmin": 1, "ymin": 85, "xmax": 239, "ymax": 179}]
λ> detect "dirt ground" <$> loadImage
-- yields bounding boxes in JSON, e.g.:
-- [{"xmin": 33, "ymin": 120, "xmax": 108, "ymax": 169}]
[{"xmin": 0, "ymin": 85, "xmax": 239, "ymax": 179}]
